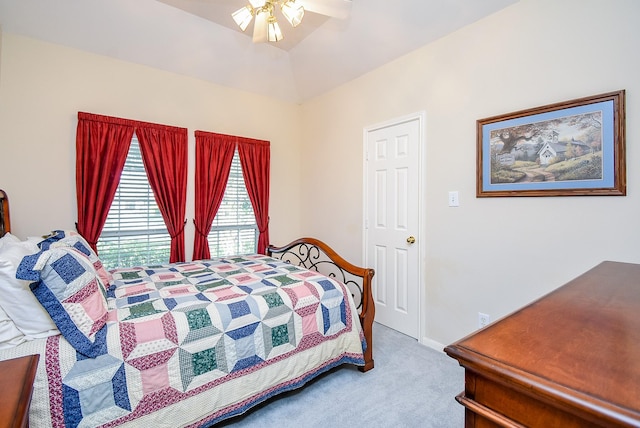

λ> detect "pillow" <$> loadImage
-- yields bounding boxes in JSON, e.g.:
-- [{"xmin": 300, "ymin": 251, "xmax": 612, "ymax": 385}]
[
  {"xmin": 0, "ymin": 240, "xmax": 59, "ymax": 339},
  {"xmin": 38, "ymin": 230, "xmax": 114, "ymax": 291},
  {"xmin": 0, "ymin": 304, "xmax": 26, "ymax": 349},
  {"xmin": 37, "ymin": 230, "xmax": 88, "ymax": 251},
  {"xmin": 0, "ymin": 232, "xmax": 20, "ymax": 250},
  {"xmin": 50, "ymin": 236, "xmax": 113, "ymax": 294},
  {"xmin": 17, "ymin": 247, "xmax": 108, "ymax": 357}
]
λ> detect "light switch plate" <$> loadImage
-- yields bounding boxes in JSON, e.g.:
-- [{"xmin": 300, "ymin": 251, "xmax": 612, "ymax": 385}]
[{"xmin": 448, "ymin": 191, "xmax": 459, "ymax": 207}]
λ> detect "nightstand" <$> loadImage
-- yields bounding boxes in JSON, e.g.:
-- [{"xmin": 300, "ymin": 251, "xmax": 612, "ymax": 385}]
[{"xmin": 0, "ymin": 355, "xmax": 39, "ymax": 428}]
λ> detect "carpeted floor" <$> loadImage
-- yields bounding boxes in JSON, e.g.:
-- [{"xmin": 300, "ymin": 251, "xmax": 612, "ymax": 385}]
[{"xmin": 218, "ymin": 322, "xmax": 465, "ymax": 427}]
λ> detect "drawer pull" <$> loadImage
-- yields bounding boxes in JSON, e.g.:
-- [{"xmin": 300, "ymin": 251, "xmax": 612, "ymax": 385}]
[{"xmin": 456, "ymin": 392, "xmax": 527, "ymax": 428}]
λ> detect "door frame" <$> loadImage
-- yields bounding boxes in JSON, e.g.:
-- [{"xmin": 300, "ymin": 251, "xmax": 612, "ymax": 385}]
[{"xmin": 362, "ymin": 111, "xmax": 426, "ymax": 344}]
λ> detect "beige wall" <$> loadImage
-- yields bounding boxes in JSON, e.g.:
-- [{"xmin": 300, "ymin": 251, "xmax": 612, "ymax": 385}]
[
  {"xmin": 0, "ymin": 34, "xmax": 304, "ymax": 259},
  {"xmin": 1, "ymin": 0, "xmax": 638, "ymax": 350},
  {"xmin": 300, "ymin": 0, "xmax": 640, "ymax": 347}
]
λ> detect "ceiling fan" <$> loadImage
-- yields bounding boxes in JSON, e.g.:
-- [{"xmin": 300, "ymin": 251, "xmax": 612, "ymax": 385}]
[{"xmin": 232, "ymin": 0, "xmax": 352, "ymax": 43}]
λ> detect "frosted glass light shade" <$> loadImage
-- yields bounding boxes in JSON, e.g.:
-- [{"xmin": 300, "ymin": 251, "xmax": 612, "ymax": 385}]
[
  {"xmin": 267, "ymin": 17, "xmax": 283, "ymax": 42},
  {"xmin": 232, "ymin": 6, "xmax": 254, "ymax": 31},
  {"xmin": 252, "ymin": 12, "xmax": 268, "ymax": 43},
  {"xmin": 281, "ymin": 1, "xmax": 304, "ymax": 27}
]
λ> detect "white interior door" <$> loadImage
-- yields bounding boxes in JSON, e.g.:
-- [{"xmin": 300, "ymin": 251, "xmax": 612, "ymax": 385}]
[{"xmin": 364, "ymin": 115, "xmax": 421, "ymax": 339}]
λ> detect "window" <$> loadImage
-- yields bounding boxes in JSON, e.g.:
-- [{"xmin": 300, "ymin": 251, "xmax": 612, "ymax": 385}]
[
  {"xmin": 208, "ymin": 150, "xmax": 257, "ymax": 257},
  {"xmin": 97, "ymin": 136, "xmax": 171, "ymax": 269}
]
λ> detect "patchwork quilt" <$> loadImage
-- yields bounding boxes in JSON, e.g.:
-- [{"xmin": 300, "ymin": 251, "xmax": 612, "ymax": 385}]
[{"xmin": 1, "ymin": 255, "xmax": 365, "ymax": 428}]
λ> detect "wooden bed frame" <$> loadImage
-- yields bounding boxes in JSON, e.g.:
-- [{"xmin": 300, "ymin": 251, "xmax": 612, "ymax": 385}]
[
  {"xmin": 0, "ymin": 189, "xmax": 376, "ymax": 372},
  {"xmin": 268, "ymin": 238, "xmax": 375, "ymax": 372},
  {"xmin": 0, "ymin": 189, "xmax": 9, "ymax": 238}
]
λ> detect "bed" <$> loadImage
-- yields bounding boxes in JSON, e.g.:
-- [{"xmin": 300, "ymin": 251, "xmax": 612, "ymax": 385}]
[{"xmin": 0, "ymin": 189, "xmax": 375, "ymax": 427}]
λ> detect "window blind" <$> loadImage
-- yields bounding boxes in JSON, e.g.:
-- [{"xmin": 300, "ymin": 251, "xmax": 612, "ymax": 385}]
[
  {"xmin": 208, "ymin": 150, "xmax": 258, "ymax": 257},
  {"xmin": 97, "ymin": 137, "xmax": 170, "ymax": 269}
]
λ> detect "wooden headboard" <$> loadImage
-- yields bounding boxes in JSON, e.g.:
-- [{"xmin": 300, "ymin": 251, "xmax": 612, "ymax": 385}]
[{"xmin": 0, "ymin": 189, "xmax": 10, "ymax": 237}]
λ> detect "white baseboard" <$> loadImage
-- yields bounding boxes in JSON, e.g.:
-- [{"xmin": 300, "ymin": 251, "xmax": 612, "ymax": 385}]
[{"xmin": 420, "ymin": 336, "xmax": 446, "ymax": 353}]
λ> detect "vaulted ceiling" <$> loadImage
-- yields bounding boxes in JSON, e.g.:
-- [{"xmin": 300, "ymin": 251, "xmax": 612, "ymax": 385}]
[{"xmin": 0, "ymin": 0, "xmax": 519, "ymax": 103}]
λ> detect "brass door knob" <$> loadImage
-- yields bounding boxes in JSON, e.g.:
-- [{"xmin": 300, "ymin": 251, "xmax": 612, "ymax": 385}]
[{"xmin": 406, "ymin": 236, "xmax": 416, "ymax": 244}]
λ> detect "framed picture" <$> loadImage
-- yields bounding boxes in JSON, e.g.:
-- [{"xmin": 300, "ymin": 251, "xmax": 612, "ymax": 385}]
[{"xmin": 477, "ymin": 90, "xmax": 626, "ymax": 197}]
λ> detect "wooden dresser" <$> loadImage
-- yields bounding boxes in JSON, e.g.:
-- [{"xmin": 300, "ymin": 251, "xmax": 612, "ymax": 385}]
[
  {"xmin": 444, "ymin": 261, "xmax": 640, "ymax": 427},
  {"xmin": 0, "ymin": 355, "xmax": 39, "ymax": 428}
]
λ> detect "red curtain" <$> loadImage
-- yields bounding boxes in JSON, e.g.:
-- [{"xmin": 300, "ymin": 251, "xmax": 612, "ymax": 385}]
[
  {"xmin": 75, "ymin": 112, "xmax": 134, "ymax": 252},
  {"xmin": 192, "ymin": 132, "xmax": 236, "ymax": 260},
  {"xmin": 238, "ymin": 138, "xmax": 270, "ymax": 254},
  {"xmin": 136, "ymin": 124, "xmax": 188, "ymax": 263}
]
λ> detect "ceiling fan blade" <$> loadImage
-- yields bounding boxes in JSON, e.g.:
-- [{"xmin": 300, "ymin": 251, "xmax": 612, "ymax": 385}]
[
  {"xmin": 298, "ymin": 0, "xmax": 352, "ymax": 19},
  {"xmin": 252, "ymin": 12, "xmax": 268, "ymax": 43}
]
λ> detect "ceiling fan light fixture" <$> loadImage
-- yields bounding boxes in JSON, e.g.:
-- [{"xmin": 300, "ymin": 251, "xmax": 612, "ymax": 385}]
[
  {"xmin": 267, "ymin": 15, "xmax": 283, "ymax": 42},
  {"xmin": 232, "ymin": 5, "xmax": 254, "ymax": 32},
  {"xmin": 281, "ymin": 1, "xmax": 304, "ymax": 27},
  {"xmin": 252, "ymin": 11, "xmax": 268, "ymax": 43},
  {"xmin": 232, "ymin": 0, "xmax": 351, "ymax": 43}
]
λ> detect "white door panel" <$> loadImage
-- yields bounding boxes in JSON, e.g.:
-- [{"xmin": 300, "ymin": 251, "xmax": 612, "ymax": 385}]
[{"xmin": 365, "ymin": 116, "xmax": 421, "ymax": 338}]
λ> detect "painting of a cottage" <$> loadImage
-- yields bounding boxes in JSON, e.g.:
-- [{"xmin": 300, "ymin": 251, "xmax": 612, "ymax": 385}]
[
  {"xmin": 489, "ymin": 111, "xmax": 603, "ymax": 185},
  {"xmin": 478, "ymin": 91, "xmax": 624, "ymax": 197}
]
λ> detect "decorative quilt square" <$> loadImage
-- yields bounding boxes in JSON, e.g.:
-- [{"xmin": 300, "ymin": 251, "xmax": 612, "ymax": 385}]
[
  {"xmin": 261, "ymin": 312, "xmax": 297, "ymax": 358},
  {"xmin": 158, "ymin": 284, "xmax": 199, "ymax": 298},
  {"xmin": 62, "ymin": 353, "xmax": 130, "ymax": 427},
  {"xmin": 163, "ymin": 293, "xmax": 211, "ymax": 310},
  {"xmin": 176, "ymin": 338, "xmax": 228, "ymax": 390},
  {"xmin": 242, "ymin": 263, "xmax": 275, "ymax": 274},
  {"xmin": 243, "ymin": 254, "xmax": 271, "ymax": 261},
  {"xmin": 139, "ymin": 361, "xmax": 170, "ymax": 395},
  {"xmin": 148, "ymin": 271, "xmax": 186, "ymax": 283},
  {"xmin": 173, "ymin": 262, "xmax": 210, "ymax": 275},
  {"xmin": 281, "ymin": 264, "xmax": 304, "ymax": 273},
  {"xmin": 258, "ymin": 290, "xmax": 292, "ymax": 318},
  {"xmin": 227, "ymin": 256, "xmax": 252, "ymax": 264},
  {"xmin": 237, "ymin": 280, "xmax": 274, "ymax": 295},
  {"xmin": 214, "ymin": 295, "xmax": 263, "ymax": 331},
  {"xmin": 228, "ymin": 300, "xmax": 251, "ymax": 318},
  {"xmin": 262, "ymin": 291, "xmax": 285, "ymax": 309},
  {"xmin": 187, "ymin": 307, "xmax": 212, "ymax": 329},
  {"xmin": 209, "ymin": 262, "xmax": 242, "ymax": 275},
  {"xmin": 127, "ymin": 347, "xmax": 177, "ymax": 396},
  {"xmin": 119, "ymin": 313, "xmax": 178, "ymax": 360},
  {"xmin": 257, "ymin": 270, "xmax": 281, "ymax": 278},
  {"xmin": 297, "ymin": 303, "xmax": 321, "ymax": 336},
  {"xmin": 110, "ymin": 267, "xmax": 147, "ymax": 281},
  {"xmin": 118, "ymin": 300, "xmax": 167, "ymax": 321},
  {"xmin": 170, "ymin": 305, "xmax": 223, "ymax": 346},
  {"xmin": 113, "ymin": 291, "xmax": 161, "ymax": 311},
  {"xmin": 191, "ymin": 275, "xmax": 232, "ymax": 292},
  {"xmin": 223, "ymin": 321, "xmax": 266, "ymax": 372},
  {"xmin": 113, "ymin": 282, "xmax": 157, "ymax": 299},
  {"xmin": 155, "ymin": 279, "xmax": 192, "ymax": 288},
  {"xmin": 321, "ymin": 299, "xmax": 347, "ymax": 335},
  {"xmin": 315, "ymin": 279, "xmax": 348, "ymax": 334},
  {"xmin": 282, "ymin": 281, "xmax": 321, "ymax": 310},
  {"xmin": 203, "ymin": 285, "xmax": 247, "ymax": 302},
  {"xmin": 227, "ymin": 272, "xmax": 261, "ymax": 286},
  {"xmin": 289, "ymin": 270, "xmax": 323, "ymax": 281},
  {"xmin": 263, "ymin": 274, "xmax": 299, "ymax": 287}
]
